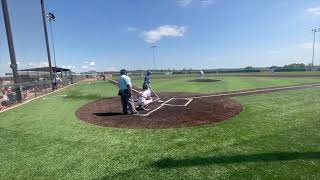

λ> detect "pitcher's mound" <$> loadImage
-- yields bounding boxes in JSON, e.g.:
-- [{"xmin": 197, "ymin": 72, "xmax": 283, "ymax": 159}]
[
  {"xmin": 76, "ymin": 92, "xmax": 243, "ymax": 129},
  {"xmin": 188, "ymin": 79, "xmax": 221, "ymax": 83}
]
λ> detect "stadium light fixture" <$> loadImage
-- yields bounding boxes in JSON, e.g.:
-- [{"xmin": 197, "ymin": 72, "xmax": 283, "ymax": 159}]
[
  {"xmin": 47, "ymin": 12, "xmax": 57, "ymax": 69},
  {"xmin": 40, "ymin": 0, "xmax": 55, "ymax": 90}
]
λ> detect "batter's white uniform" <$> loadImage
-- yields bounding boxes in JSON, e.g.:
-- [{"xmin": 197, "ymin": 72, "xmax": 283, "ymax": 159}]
[
  {"xmin": 138, "ymin": 89, "xmax": 153, "ymax": 107},
  {"xmin": 200, "ymin": 70, "xmax": 205, "ymax": 79}
]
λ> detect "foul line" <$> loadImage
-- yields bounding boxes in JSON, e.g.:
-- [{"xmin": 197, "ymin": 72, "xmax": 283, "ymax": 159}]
[{"xmin": 189, "ymin": 83, "xmax": 320, "ymax": 99}]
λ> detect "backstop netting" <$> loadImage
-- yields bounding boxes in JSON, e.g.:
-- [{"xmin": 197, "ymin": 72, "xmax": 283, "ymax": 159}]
[{"xmin": 0, "ymin": 0, "xmax": 77, "ymax": 110}]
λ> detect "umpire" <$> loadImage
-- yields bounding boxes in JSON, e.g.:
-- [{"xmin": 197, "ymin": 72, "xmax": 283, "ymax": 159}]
[{"xmin": 118, "ymin": 69, "xmax": 137, "ymax": 115}]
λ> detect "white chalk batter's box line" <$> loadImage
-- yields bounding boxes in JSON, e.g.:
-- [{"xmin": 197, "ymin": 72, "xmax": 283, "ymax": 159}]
[
  {"xmin": 135, "ymin": 98, "xmax": 193, "ymax": 117},
  {"xmin": 162, "ymin": 98, "xmax": 193, "ymax": 107}
]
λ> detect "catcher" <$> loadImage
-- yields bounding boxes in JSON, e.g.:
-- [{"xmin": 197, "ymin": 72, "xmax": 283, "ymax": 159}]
[{"xmin": 137, "ymin": 83, "xmax": 153, "ymax": 111}]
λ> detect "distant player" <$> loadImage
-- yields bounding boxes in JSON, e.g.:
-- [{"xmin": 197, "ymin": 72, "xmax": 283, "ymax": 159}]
[
  {"xmin": 143, "ymin": 70, "xmax": 152, "ymax": 88},
  {"xmin": 200, "ymin": 70, "xmax": 205, "ymax": 79},
  {"xmin": 137, "ymin": 83, "xmax": 153, "ymax": 110}
]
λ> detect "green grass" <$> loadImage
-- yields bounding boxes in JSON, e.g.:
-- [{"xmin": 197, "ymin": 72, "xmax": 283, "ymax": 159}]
[
  {"xmin": 0, "ymin": 80, "xmax": 320, "ymax": 179},
  {"xmin": 133, "ymin": 77, "xmax": 320, "ymax": 93},
  {"xmin": 129, "ymin": 71, "xmax": 320, "ymax": 80}
]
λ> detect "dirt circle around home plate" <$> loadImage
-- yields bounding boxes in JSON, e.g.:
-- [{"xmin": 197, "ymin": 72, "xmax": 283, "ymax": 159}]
[
  {"xmin": 188, "ymin": 79, "xmax": 222, "ymax": 83},
  {"xmin": 75, "ymin": 92, "xmax": 243, "ymax": 129}
]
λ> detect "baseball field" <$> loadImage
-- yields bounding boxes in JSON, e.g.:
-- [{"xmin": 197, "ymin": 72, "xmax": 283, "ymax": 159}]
[{"xmin": 1, "ymin": 75, "xmax": 320, "ymax": 179}]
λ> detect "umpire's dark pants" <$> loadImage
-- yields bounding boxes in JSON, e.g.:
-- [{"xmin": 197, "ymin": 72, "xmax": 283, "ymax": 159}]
[{"xmin": 120, "ymin": 89, "xmax": 137, "ymax": 114}]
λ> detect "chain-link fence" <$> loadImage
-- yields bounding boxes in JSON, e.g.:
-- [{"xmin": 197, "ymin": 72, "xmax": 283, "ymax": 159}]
[{"xmin": 0, "ymin": 74, "xmax": 88, "ymax": 111}]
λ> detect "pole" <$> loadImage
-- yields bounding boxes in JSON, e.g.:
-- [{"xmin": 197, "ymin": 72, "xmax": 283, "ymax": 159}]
[
  {"xmin": 1, "ymin": 0, "xmax": 22, "ymax": 101},
  {"xmin": 151, "ymin": 45, "xmax": 156, "ymax": 70},
  {"xmin": 40, "ymin": 0, "xmax": 54, "ymax": 90},
  {"xmin": 319, "ymin": 26, "xmax": 320, "ymax": 67},
  {"xmin": 49, "ymin": 19, "xmax": 57, "ymax": 68},
  {"xmin": 312, "ymin": 29, "xmax": 316, "ymax": 68},
  {"xmin": 48, "ymin": 17, "xmax": 57, "ymax": 86}
]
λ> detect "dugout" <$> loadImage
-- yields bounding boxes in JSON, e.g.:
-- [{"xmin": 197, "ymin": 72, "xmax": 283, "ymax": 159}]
[{"xmin": 19, "ymin": 67, "xmax": 73, "ymax": 85}]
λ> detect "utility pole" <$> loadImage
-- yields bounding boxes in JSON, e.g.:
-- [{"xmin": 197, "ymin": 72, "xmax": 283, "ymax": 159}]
[
  {"xmin": 151, "ymin": 45, "xmax": 157, "ymax": 70},
  {"xmin": 311, "ymin": 28, "xmax": 320, "ymax": 68},
  {"xmin": 1, "ymin": 0, "xmax": 22, "ymax": 101},
  {"xmin": 40, "ymin": 0, "xmax": 55, "ymax": 90},
  {"xmin": 319, "ymin": 25, "xmax": 320, "ymax": 67},
  {"xmin": 47, "ymin": 12, "xmax": 56, "ymax": 68},
  {"xmin": 47, "ymin": 12, "xmax": 57, "ymax": 86}
]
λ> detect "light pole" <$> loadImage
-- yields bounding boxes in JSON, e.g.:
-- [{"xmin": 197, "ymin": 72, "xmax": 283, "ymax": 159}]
[
  {"xmin": 1, "ymin": 0, "xmax": 22, "ymax": 101},
  {"xmin": 319, "ymin": 25, "xmax": 320, "ymax": 67},
  {"xmin": 47, "ymin": 12, "xmax": 57, "ymax": 68},
  {"xmin": 40, "ymin": 0, "xmax": 55, "ymax": 90},
  {"xmin": 311, "ymin": 28, "xmax": 320, "ymax": 68},
  {"xmin": 151, "ymin": 45, "xmax": 157, "ymax": 70}
]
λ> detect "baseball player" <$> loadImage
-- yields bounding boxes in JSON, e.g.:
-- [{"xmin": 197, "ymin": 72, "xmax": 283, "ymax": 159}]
[
  {"xmin": 200, "ymin": 70, "xmax": 205, "ymax": 79},
  {"xmin": 137, "ymin": 83, "xmax": 153, "ymax": 110},
  {"xmin": 118, "ymin": 69, "xmax": 137, "ymax": 115},
  {"xmin": 143, "ymin": 70, "xmax": 152, "ymax": 88}
]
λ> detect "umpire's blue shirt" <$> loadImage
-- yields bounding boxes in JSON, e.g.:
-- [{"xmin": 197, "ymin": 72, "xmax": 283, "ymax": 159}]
[{"xmin": 118, "ymin": 74, "xmax": 132, "ymax": 90}]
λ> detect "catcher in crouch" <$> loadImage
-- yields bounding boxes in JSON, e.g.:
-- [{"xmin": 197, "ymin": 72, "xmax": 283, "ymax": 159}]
[{"xmin": 137, "ymin": 83, "xmax": 153, "ymax": 110}]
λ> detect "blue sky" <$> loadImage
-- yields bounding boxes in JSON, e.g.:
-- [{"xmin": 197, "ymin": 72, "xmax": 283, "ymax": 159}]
[{"xmin": 1, "ymin": 0, "xmax": 320, "ymax": 74}]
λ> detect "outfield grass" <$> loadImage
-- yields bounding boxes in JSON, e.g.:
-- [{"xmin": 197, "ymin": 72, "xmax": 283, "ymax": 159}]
[
  {"xmin": 129, "ymin": 71, "xmax": 320, "ymax": 80},
  {"xmin": 0, "ymin": 80, "xmax": 320, "ymax": 179},
  {"xmin": 133, "ymin": 77, "xmax": 320, "ymax": 93}
]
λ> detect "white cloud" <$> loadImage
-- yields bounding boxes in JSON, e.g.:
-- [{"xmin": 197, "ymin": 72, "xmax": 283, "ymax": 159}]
[
  {"xmin": 306, "ymin": 6, "xmax": 320, "ymax": 16},
  {"xmin": 81, "ymin": 65, "xmax": 88, "ymax": 69},
  {"xmin": 127, "ymin": 27, "xmax": 139, "ymax": 32},
  {"xmin": 177, "ymin": 0, "xmax": 193, "ymax": 7},
  {"xmin": 268, "ymin": 50, "xmax": 281, "ymax": 54},
  {"xmin": 62, "ymin": 65, "xmax": 76, "ymax": 69},
  {"xmin": 142, "ymin": 25, "xmax": 187, "ymax": 43},
  {"xmin": 27, "ymin": 61, "xmax": 49, "ymax": 68},
  {"xmin": 89, "ymin": 61, "xmax": 96, "ymax": 66},
  {"xmin": 83, "ymin": 61, "xmax": 89, "ymax": 64}
]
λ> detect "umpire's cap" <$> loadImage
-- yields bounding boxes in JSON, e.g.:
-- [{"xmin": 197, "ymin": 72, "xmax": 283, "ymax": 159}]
[
  {"xmin": 146, "ymin": 70, "xmax": 152, "ymax": 75},
  {"xmin": 120, "ymin": 69, "xmax": 127, "ymax": 75}
]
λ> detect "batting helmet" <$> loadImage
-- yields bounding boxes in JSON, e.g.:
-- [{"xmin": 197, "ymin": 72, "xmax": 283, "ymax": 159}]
[
  {"xmin": 120, "ymin": 69, "xmax": 127, "ymax": 75},
  {"xmin": 146, "ymin": 70, "xmax": 152, "ymax": 75}
]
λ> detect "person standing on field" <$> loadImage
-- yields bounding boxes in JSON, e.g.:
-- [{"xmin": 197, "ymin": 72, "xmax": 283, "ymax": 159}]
[
  {"xmin": 143, "ymin": 70, "xmax": 152, "ymax": 88},
  {"xmin": 118, "ymin": 69, "xmax": 137, "ymax": 115},
  {"xmin": 200, "ymin": 70, "xmax": 205, "ymax": 79}
]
